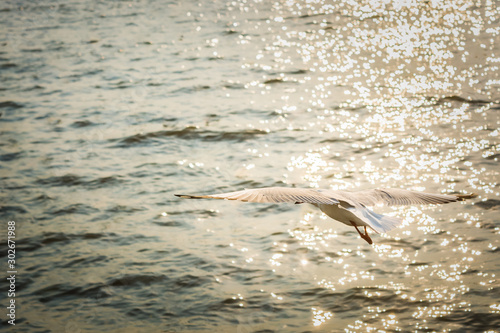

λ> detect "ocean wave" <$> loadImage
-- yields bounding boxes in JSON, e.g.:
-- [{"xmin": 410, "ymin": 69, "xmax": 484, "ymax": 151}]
[
  {"xmin": 110, "ymin": 127, "xmax": 268, "ymax": 147},
  {"xmin": 36, "ymin": 174, "xmax": 126, "ymax": 189}
]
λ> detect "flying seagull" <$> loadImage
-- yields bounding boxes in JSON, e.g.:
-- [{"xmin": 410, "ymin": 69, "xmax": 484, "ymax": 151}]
[{"xmin": 175, "ymin": 187, "xmax": 476, "ymax": 244}]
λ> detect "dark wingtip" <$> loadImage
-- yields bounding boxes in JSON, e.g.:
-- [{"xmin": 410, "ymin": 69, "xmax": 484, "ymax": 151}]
[
  {"xmin": 175, "ymin": 194, "xmax": 192, "ymax": 198},
  {"xmin": 456, "ymin": 193, "xmax": 478, "ymax": 201}
]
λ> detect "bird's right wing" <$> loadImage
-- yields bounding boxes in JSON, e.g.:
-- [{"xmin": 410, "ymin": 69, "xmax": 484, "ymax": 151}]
[
  {"xmin": 175, "ymin": 187, "xmax": 339, "ymax": 205},
  {"xmin": 327, "ymin": 188, "xmax": 476, "ymax": 207}
]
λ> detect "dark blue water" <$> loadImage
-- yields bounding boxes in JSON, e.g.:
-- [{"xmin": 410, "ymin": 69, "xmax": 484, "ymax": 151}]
[{"xmin": 1, "ymin": 0, "xmax": 499, "ymax": 332}]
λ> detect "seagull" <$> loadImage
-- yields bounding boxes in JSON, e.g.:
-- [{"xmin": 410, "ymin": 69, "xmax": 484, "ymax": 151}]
[{"xmin": 175, "ymin": 187, "xmax": 476, "ymax": 244}]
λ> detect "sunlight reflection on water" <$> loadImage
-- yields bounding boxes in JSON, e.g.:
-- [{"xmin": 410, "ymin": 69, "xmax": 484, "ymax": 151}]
[{"xmin": 258, "ymin": 0, "xmax": 500, "ymax": 330}]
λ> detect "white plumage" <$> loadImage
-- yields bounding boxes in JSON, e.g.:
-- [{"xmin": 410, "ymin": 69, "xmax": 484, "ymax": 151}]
[{"xmin": 175, "ymin": 187, "xmax": 475, "ymax": 244}]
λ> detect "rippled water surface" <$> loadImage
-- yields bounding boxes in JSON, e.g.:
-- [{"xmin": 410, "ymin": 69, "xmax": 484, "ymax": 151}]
[{"xmin": 1, "ymin": 0, "xmax": 500, "ymax": 332}]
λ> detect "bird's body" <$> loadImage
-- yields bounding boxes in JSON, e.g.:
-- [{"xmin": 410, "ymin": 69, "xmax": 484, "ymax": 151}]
[{"xmin": 175, "ymin": 187, "xmax": 476, "ymax": 244}]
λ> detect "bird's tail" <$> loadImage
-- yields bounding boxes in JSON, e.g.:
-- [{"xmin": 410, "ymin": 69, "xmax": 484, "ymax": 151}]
[{"xmin": 360, "ymin": 208, "xmax": 403, "ymax": 234}]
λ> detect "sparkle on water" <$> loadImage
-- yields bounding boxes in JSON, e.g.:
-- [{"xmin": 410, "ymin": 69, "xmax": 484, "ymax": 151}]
[{"xmin": 203, "ymin": 0, "xmax": 499, "ymax": 330}]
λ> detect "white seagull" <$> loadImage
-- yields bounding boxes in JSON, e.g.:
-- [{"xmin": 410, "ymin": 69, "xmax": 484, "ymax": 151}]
[{"xmin": 175, "ymin": 187, "xmax": 476, "ymax": 244}]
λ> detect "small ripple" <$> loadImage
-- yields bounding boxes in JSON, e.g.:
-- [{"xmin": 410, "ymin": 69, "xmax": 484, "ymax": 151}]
[
  {"xmin": 29, "ymin": 194, "xmax": 55, "ymax": 203},
  {"xmin": 223, "ymin": 28, "xmax": 238, "ymax": 35},
  {"xmin": 61, "ymin": 255, "xmax": 109, "ymax": 268},
  {"xmin": 474, "ymin": 199, "xmax": 500, "ymax": 210},
  {"xmin": 125, "ymin": 308, "xmax": 154, "ymax": 321},
  {"xmin": 36, "ymin": 174, "xmax": 126, "ymax": 189},
  {"xmin": 288, "ymin": 69, "xmax": 309, "ymax": 75},
  {"xmin": 0, "ymin": 101, "xmax": 23, "ymax": 109},
  {"xmin": 222, "ymin": 81, "xmax": 245, "ymax": 89},
  {"xmin": 263, "ymin": 78, "xmax": 285, "ymax": 84},
  {"xmin": 110, "ymin": 127, "xmax": 267, "ymax": 147},
  {"xmin": 108, "ymin": 273, "xmax": 168, "ymax": 287},
  {"xmin": 110, "ymin": 234, "xmax": 158, "ymax": 247},
  {"xmin": 86, "ymin": 176, "xmax": 126, "ymax": 189},
  {"xmin": 170, "ymin": 252, "xmax": 220, "ymax": 272},
  {"xmin": 106, "ymin": 205, "xmax": 146, "ymax": 213},
  {"xmin": 172, "ymin": 274, "xmax": 210, "ymax": 289},
  {"xmin": 0, "ymin": 205, "xmax": 27, "ymax": 214},
  {"xmin": 437, "ymin": 311, "xmax": 500, "ymax": 331},
  {"xmin": 36, "ymin": 174, "xmax": 85, "ymax": 187},
  {"xmin": 1, "ymin": 151, "xmax": 24, "ymax": 162},
  {"xmin": 165, "ymin": 209, "xmax": 219, "ymax": 218},
  {"xmin": 377, "ymin": 238, "xmax": 421, "ymax": 251},
  {"xmin": 67, "ymin": 69, "xmax": 104, "ymax": 79},
  {"xmin": 0, "ymin": 63, "xmax": 17, "ymax": 69},
  {"xmin": 17, "ymin": 232, "xmax": 114, "ymax": 251},
  {"xmin": 21, "ymin": 48, "xmax": 43, "ymax": 53},
  {"xmin": 70, "ymin": 120, "xmax": 96, "ymax": 128},
  {"xmin": 153, "ymin": 221, "xmax": 186, "ymax": 228},
  {"xmin": 171, "ymin": 84, "xmax": 211, "ymax": 94},
  {"xmin": 436, "ymin": 95, "xmax": 492, "ymax": 105},
  {"xmin": 23, "ymin": 85, "xmax": 45, "ymax": 91},
  {"xmin": 485, "ymin": 153, "xmax": 500, "ymax": 161},
  {"xmin": 48, "ymin": 203, "xmax": 99, "ymax": 216},
  {"xmin": 35, "ymin": 283, "xmax": 107, "ymax": 304}
]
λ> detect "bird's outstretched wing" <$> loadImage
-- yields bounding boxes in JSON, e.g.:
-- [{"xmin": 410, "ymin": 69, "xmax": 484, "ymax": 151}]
[
  {"xmin": 321, "ymin": 188, "xmax": 477, "ymax": 207},
  {"xmin": 176, "ymin": 187, "xmax": 476, "ymax": 207},
  {"xmin": 175, "ymin": 187, "xmax": 339, "ymax": 205}
]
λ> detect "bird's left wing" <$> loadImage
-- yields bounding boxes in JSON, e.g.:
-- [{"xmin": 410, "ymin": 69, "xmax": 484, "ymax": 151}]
[{"xmin": 175, "ymin": 187, "xmax": 339, "ymax": 205}]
